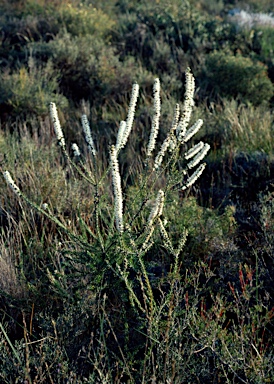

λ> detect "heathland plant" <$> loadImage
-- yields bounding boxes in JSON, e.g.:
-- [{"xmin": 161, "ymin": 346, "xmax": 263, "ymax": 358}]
[
  {"xmin": 1, "ymin": 68, "xmax": 210, "ymax": 381},
  {"xmin": 1, "ymin": 69, "xmax": 274, "ymax": 382}
]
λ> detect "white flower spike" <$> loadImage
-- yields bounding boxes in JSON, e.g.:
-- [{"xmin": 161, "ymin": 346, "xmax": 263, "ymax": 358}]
[
  {"xmin": 49, "ymin": 102, "xmax": 66, "ymax": 149},
  {"xmin": 81, "ymin": 114, "xmax": 96, "ymax": 157},
  {"xmin": 3, "ymin": 171, "xmax": 21, "ymax": 196},
  {"xmin": 147, "ymin": 78, "xmax": 161, "ymax": 157},
  {"xmin": 110, "ymin": 145, "xmax": 124, "ymax": 233}
]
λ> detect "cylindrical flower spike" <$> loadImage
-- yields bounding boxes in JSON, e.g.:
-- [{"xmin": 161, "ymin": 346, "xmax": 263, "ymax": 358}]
[
  {"xmin": 176, "ymin": 68, "xmax": 195, "ymax": 141},
  {"xmin": 116, "ymin": 120, "xmax": 126, "ymax": 151},
  {"xmin": 154, "ymin": 103, "xmax": 180, "ymax": 169},
  {"xmin": 3, "ymin": 171, "xmax": 21, "ymax": 196},
  {"xmin": 170, "ymin": 103, "xmax": 180, "ymax": 133},
  {"xmin": 182, "ymin": 163, "xmax": 206, "ymax": 190},
  {"xmin": 185, "ymin": 141, "xmax": 205, "ymax": 160},
  {"xmin": 110, "ymin": 145, "xmax": 124, "ymax": 233},
  {"xmin": 49, "ymin": 102, "xmax": 66, "ymax": 149},
  {"xmin": 119, "ymin": 83, "xmax": 139, "ymax": 150},
  {"xmin": 81, "ymin": 114, "xmax": 96, "ymax": 157},
  {"xmin": 153, "ymin": 136, "xmax": 171, "ymax": 170},
  {"xmin": 147, "ymin": 78, "xmax": 161, "ymax": 157},
  {"xmin": 183, "ymin": 119, "xmax": 203, "ymax": 143},
  {"xmin": 187, "ymin": 143, "xmax": 210, "ymax": 169}
]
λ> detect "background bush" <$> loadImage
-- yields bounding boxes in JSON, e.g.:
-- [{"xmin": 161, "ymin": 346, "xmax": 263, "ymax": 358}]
[
  {"xmin": 202, "ymin": 51, "xmax": 273, "ymax": 105},
  {"xmin": 0, "ymin": 59, "xmax": 68, "ymax": 118}
]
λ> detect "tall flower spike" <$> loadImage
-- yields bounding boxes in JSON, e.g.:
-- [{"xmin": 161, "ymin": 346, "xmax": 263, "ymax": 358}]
[
  {"xmin": 183, "ymin": 119, "xmax": 203, "ymax": 143},
  {"xmin": 119, "ymin": 83, "xmax": 139, "ymax": 150},
  {"xmin": 49, "ymin": 102, "xmax": 66, "ymax": 149},
  {"xmin": 170, "ymin": 103, "xmax": 180, "ymax": 133},
  {"xmin": 116, "ymin": 120, "xmax": 126, "ymax": 152},
  {"xmin": 110, "ymin": 145, "xmax": 124, "ymax": 233},
  {"xmin": 185, "ymin": 141, "xmax": 205, "ymax": 160},
  {"xmin": 3, "ymin": 171, "xmax": 21, "ymax": 196},
  {"xmin": 182, "ymin": 163, "xmax": 206, "ymax": 190},
  {"xmin": 153, "ymin": 136, "xmax": 171, "ymax": 170},
  {"xmin": 187, "ymin": 143, "xmax": 210, "ymax": 169},
  {"xmin": 147, "ymin": 78, "xmax": 161, "ymax": 158},
  {"xmin": 176, "ymin": 68, "xmax": 195, "ymax": 142},
  {"xmin": 81, "ymin": 114, "xmax": 96, "ymax": 157}
]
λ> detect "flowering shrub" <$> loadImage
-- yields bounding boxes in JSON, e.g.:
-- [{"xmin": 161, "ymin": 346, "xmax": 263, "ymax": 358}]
[
  {"xmin": 4, "ymin": 70, "xmax": 210, "ymax": 250},
  {"xmin": 2, "ymin": 67, "xmax": 274, "ymax": 383}
]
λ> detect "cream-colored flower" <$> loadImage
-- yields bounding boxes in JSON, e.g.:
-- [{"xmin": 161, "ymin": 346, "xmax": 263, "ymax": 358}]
[
  {"xmin": 154, "ymin": 103, "xmax": 180, "ymax": 169},
  {"xmin": 147, "ymin": 78, "xmax": 161, "ymax": 157},
  {"xmin": 176, "ymin": 69, "xmax": 195, "ymax": 142},
  {"xmin": 183, "ymin": 119, "xmax": 203, "ymax": 143},
  {"xmin": 187, "ymin": 143, "xmax": 210, "ymax": 169},
  {"xmin": 153, "ymin": 136, "xmax": 171, "ymax": 170},
  {"xmin": 81, "ymin": 114, "xmax": 96, "ymax": 156},
  {"xmin": 182, "ymin": 163, "xmax": 206, "ymax": 190},
  {"xmin": 3, "ymin": 171, "xmax": 21, "ymax": 196},
  {"xmin": 147, "ymin": 189, "xmax": 164, "ymax": 227},
  {"xmin": 171, "ymin": 103, "xmax": 180, "ymax": 133},
  {"xmin": 110, "ymin": 145, "xmax": 123, "ymax": 232},
  {"xmin": 119, "ymin": 83, "xmax": 139, "ymax": 150},
  {"xmin": 71, "ymin": 143, "xmax": 81, "ymax": 157},
  {"xmin": 185, "ymin": 141, "xmax": 205, "ymax": 160},
  {"xmin": 49, "ymin": 102, "xmax": 66, "ymax": 149},
  {"xmin": 116, "ymin": 120, "xmax": 126, "ymax": 151}
]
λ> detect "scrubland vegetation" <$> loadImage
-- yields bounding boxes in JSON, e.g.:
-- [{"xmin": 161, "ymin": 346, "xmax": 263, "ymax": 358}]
[{"xmin": 0, "ymin": 0, "xmax": 274, "ymax": 382}]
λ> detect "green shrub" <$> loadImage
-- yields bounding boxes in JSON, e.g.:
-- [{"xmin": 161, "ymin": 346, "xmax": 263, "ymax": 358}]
[
  {"xmin": 0, "ymin": 59, "xmax": 68, "ymax": 117},
  {"xmin": 1, "ymin": 66, "xmax": 274, "ymax": 382},
  {"xmin": 55, "ymin": 2, "xmax": 115, "ymax": 38},
  {"xmin": 1, "ymin": 69, "xmax": 212, "ymax": 381},
  {"xmin": 253, "ymin": 26, "xmax": 274, "ymax": 60},
  {"xmin": 1, "ymin": 0, "xmax": 115, "ymax": 37},
  {"xmin": 203, "ymin": 52, "xmax": 274, "ymax": 105},
  {"xmin": 33, "ymin": 32, "xmax": 153, "ymax": 111}
]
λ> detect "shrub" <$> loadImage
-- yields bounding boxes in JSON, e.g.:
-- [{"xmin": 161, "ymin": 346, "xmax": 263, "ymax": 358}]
[
  {"xmin": 55, "ymin": 2, "xmax": 115, "ymax": 38},
  {"xmin": 203, "ymin": 51, "xmax": 274, "ymax": 105},
  {"xmin": 252, "ymin": 26, "xmax": 274, "ymax": 61},
  {"xmin": 1, "ymin": 67, "xmax": 274, "ymax": 382},
  {"xmin": 1, "ymin": 69, "xmax": 213, "ymax": 381},
  {"xmin": 0, "ymin": 59, "xmax": 68, "ymax": 118},
  {"xmin": 32, "ymin": 31, "xmax": 154, "ymax": 114}
]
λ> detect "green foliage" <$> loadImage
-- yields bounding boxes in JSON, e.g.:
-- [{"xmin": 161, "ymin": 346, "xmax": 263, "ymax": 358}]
[
  {"xmin": 168, "ymin": 196, "xmax": 237, "ymax": 258},
  {"xmin": 0, "ymin": 0, "xmax": 115, "ymax": 38},
  {"xmin": 55, "ymin": 2, "xmax": 115, "ymax": 38},
  {"xmin": 253, "ymin": 26, "xmax": 274, "ymax": 60},
  {"xmin": 32, "ymin": 32, "xmax": 151, "ymax": 109},
  {"xmin": 203, "ymin": 51, "xmax": 274, "ymax": 105},
  {"xmin": 0, "ymin": 60, "xmax": 68, "ymax": 117},
  {"xmin": 196, "ymin": 99, "xmax": 274, "ymax": 155}
]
